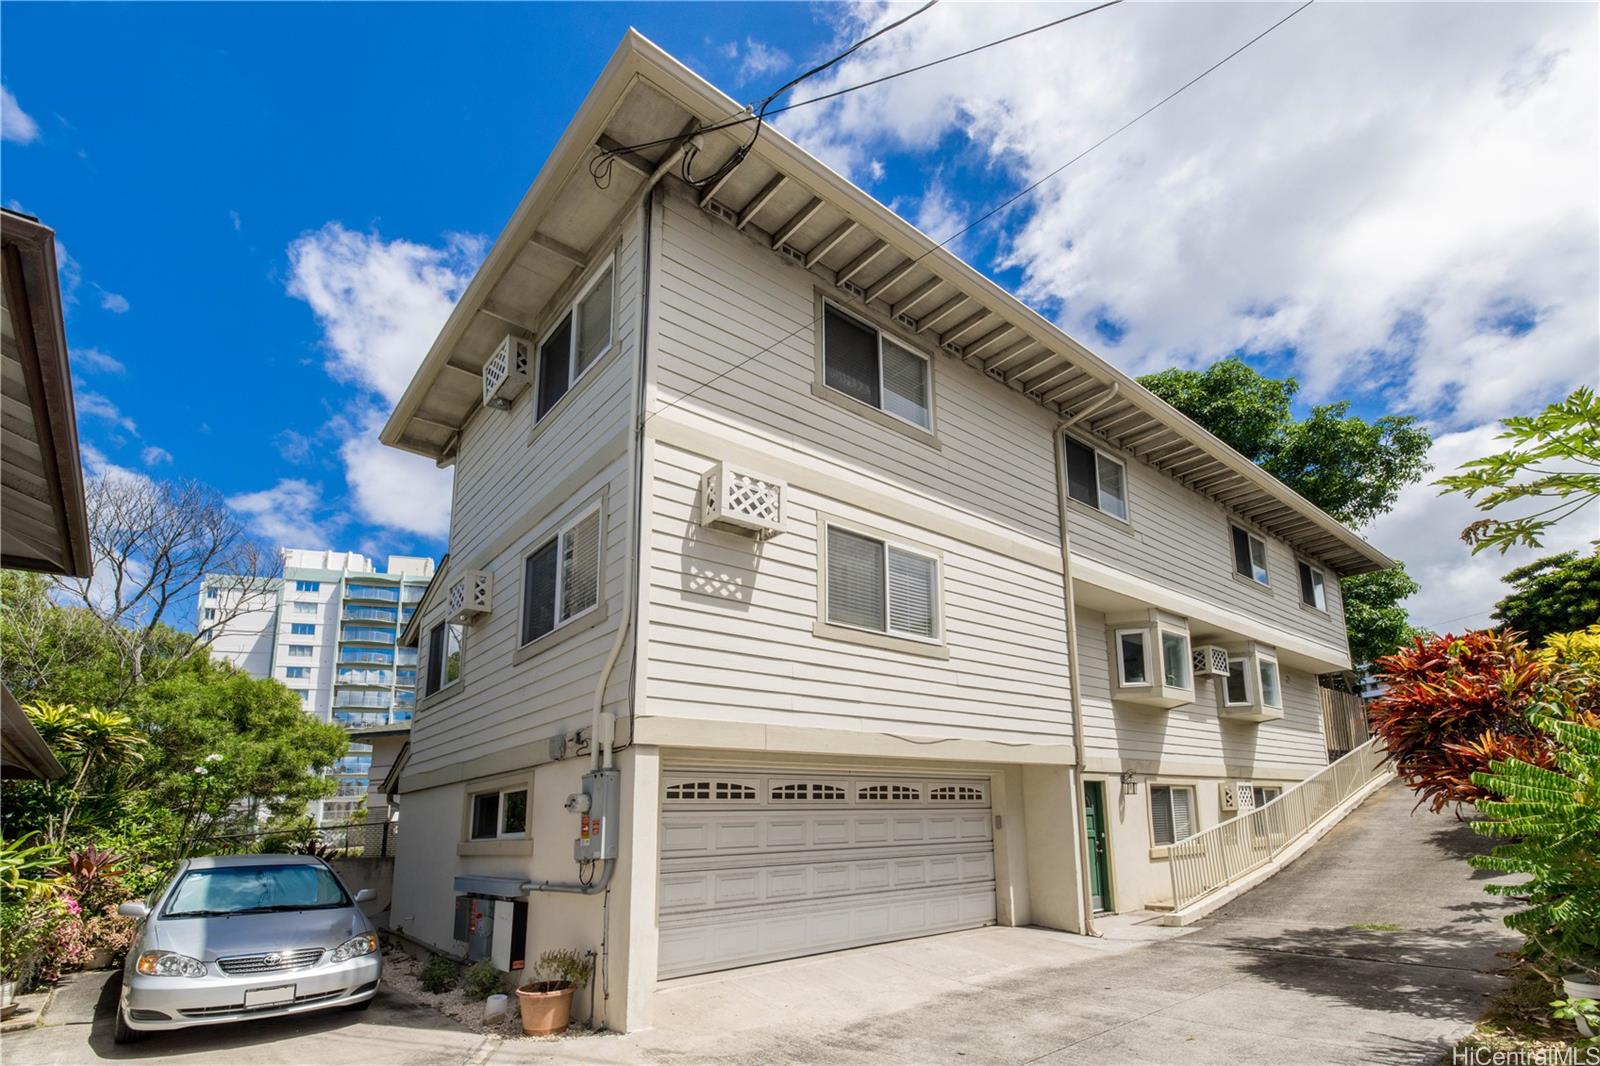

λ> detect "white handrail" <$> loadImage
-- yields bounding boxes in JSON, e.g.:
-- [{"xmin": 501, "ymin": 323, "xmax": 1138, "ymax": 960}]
[{"xmin": 1167, "ymin": 737, "xmax": 1389, "ymax": 910}]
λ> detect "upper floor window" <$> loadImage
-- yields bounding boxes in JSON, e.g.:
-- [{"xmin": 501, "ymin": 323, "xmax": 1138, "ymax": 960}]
[
  {"xmin": 824, "ymin": 526, "xmax": 940, "ymax": 641},
  {"xmin": 294, "ymin": 602, "xmax": 318, "ymax": 615},
  {"xmin": 521, "ymin": 506, "xmax": 603, "ymax": 646},
  {"xmin": 295, "ymin": 580, "xmax": 320, "ymax": 593},
  {"xmin": 205, "ymin": 585, "xmax": 218, "ymax": 601},
  {"xmin": 1224, "ymin": 656, "xmax": 1251, "ymax": 706},
  {"xmin": 284, "ymin": 666, "xmax": 311, "ymax": 679},
  {"xmin": 822, "ymin": 304, "xmax": 931, "ymax": 430},
  {"xmin": 537, "ymin": 259, "xmax": 615, "ymax": 421},
  {"xmin": 287, "ymin": 644, "xmax": 313, "ymax": 657},
  {"xmin": 425, "ymin": 622, "xmax": 463, "ymax": 695},
  {"xmin": 1258, "ymin": 655, "xmax": 1283, "ymax": 709},
  {"xmin": 1063, "ymin": 435, "xmax": 1128, "ymax": 520},
  {"xmin": 1231, "ymin": 526, "xmax": 1269, "ymax": 585},
  {"xmin": 290, "ymin": 622, "xmax": 316, "ymax": 635},
  {"xmin": 1297, "ymin": 561, "xmax": 1326, "ymax": 610},
  {"xmin": 203, "ymin": 608, "xmax": 216, "ymax": 621}
]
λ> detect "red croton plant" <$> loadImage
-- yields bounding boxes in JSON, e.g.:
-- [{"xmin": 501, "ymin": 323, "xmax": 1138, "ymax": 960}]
[{"xmin": 1366, "ymin": 630, "xmax": 1599, "ymax": 813}]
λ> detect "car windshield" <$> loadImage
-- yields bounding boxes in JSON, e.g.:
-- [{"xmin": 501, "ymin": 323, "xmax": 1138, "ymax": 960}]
[{"xmin": 164, "ymin": 864, "xmax": 350, "ymax": 917}]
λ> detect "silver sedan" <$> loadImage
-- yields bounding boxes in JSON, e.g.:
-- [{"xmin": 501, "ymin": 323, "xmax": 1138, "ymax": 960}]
[{"xmin": 114, "ymin": 854, "xmax": 382, "ymax": 1043}]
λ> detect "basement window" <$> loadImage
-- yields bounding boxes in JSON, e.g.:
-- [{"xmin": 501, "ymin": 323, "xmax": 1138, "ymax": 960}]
[
  {"xmin": 1063, "ymin": 434, "xmax": 1128, "ymax": 521},
  {"xmin": 1150, "ymin": 785, "xmax": 1197, "ymax": 847},
  {"xmin": 469, "ymin": 787, "xmax": 528, "ymax": 840},
  {"xmin": 821, "ymin": 303, "xmax": 931, "ymax": 430},
  {"xmin": 536, "ymin": 258, "xmax": 615, "ymax": 421}
]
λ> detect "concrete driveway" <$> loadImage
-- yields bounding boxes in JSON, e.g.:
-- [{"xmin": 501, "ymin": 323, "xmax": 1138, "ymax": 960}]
[
  {"xmin": 0, "ymin": 972, "xmax": 490, "ymax": 1066},
  {"xmin": 489, "ymin": 780, "xmax": 1518, "ymax": 1065}
]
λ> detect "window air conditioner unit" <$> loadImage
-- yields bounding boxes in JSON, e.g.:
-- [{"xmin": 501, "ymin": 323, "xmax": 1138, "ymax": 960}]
[
  {"xmin": 482, "ymin": 334, "xmax": 532, "ymax": 409},
  {"xmin": 1193, "ymin": 644, "xmax": 1230, "ymax": 678},
  {"xmin": 447, "ymin": 570, "xmax": 493, "ymax": 624},
  {"xmin": 699, "ymin": 462, "xmax": 785, "ymax": 538},
  {"xmin": 1219, "ymin": 780, "xmax": 1257, "ymax": 813}
]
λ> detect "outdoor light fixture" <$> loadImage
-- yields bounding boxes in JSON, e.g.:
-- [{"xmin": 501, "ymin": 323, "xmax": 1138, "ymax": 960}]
[{"xmin": 1120, "ymin": 770, "xmax": 1138, "ymax": 796}]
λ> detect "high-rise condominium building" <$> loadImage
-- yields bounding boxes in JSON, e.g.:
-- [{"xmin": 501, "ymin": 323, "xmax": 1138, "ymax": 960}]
[{"xmin": 202, "ymin": 548, "xmax": 434, "ymax": 823}]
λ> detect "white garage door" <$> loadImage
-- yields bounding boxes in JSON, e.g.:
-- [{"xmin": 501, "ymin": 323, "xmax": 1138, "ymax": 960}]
[{"xmin": 657, "ymin": 768, "xmax": 997, "ymax": 978}]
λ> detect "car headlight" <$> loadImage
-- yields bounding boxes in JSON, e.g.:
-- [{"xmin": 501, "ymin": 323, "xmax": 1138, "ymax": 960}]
[
  {"xmin": 136, "ymin": 950, "xmax": 207, "ymax": 978},
  {"xmin": 330, "ymin": 933, "xmax": 378, "ymax": 964}
]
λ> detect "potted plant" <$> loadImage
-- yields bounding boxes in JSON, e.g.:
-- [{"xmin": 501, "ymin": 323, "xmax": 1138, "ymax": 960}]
[{"xmin": 515, "ymin": 948, "xmax": 593, "ymax": 1036}]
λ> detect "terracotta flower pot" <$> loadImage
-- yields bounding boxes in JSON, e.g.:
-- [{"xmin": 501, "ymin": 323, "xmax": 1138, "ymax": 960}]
[{"xmin": 515, "ymin": 984, "xmax": 574, "ymax": 1036}]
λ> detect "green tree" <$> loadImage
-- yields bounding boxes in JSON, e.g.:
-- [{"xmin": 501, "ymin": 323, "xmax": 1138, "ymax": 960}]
[
  {"xmin": 128, "ymin": 655, "xmax": 347, "ymax": 861},
  {"xmin": 1437, "ymin": 386, "xmax": 1600, "ymax": 554},
  {"xmin": 1494, "ymin": 551, "xmax": 1600, "ymax": 646},
  {"xmin": 1140, "ymin": 357, "xmax": 1432, "ymax": 526},
  {"xmin": 17, "ymin": 703, "xmax": 149, "ymax": 846},
  {"xmin": 1342, "ymin": 563, "xmax": 1428, "ymax": 665},
  {"xmin": 1139, "ymin": 357, "xmax": 1433, "ymax": 665}
]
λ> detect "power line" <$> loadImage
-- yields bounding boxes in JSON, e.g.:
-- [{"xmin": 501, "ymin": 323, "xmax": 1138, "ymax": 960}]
[
  {"xmin": 592, "ymin": 0, "xmax": 1124, "ymax": 180},
  {"xmin": 646, "ymin": 0, "xmax": 1316, "ymax": 425}
]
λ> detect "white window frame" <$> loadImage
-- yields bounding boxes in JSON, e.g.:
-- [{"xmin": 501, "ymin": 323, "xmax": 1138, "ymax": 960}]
[
  {"xmin": 519, "ymin": 501, "xmax": 604, "ymax": 649},
  {"xmin": 1252, "ymin": 785, "xmax": 1283, "ymax": 807},
  {"xmin": 1231, "ymin": 525, "xmax": 1270, "ymax": 586},
  {"xmin": 820, "ymin": 520, "xmax": 944, "ymax": 646},
  {"xmin": 286, "ymin": 644, "xmax": 313, "ymax": 658},
  {"xmin": 425, "ymin": 620, "xmax": 464, "ymax": 696},
  {"xmin": 1223, "ymin": 656, "xmax": 1253, "ymax": 707},
  {"xmin": 1149, "ymin": 784, "xmax": 1198, "ymax": 847},
  {"xmin": 1114, "ymin": 628, "xmax": 1151, "ymax": 687},
  {"xmin": 535, "ymin": 255, "xmax": 616, "ymax": 425},
  {"xmin": 1297, "ymin": 560, "xmax": 1327, "ymax": 611},
  {"xmin": 1063, "ymin": 432, "xmax": 1130, "ymax": 522},
  {"xmin": 468, "ymin": 786, "xmax": 529, "ymax": 841},
  {"xmin": 1258, "ymin": 654, "xmax": 1283, "ymax": 709},
  {"xmin": 818, "ymin": 298, "xmax": 934, "ymax": 434}
]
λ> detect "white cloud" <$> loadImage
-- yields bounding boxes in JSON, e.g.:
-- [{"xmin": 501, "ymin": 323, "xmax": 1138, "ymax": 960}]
[
  {"xmin": 738, "ymin": 39, "xmax": 792, "ymax": 83},
  {"xmin": 287, "ymin": 223, "xmax": 482, "ymax": 406},
  {"xmin": 774, "ymin": 1, "xmax": 1598, "ymax": 623},
  {"xmin": 229, "ymin": 209, "xmax": 242, "ymax": 231},
  {"xmin": 226, "ymin": 478, "xmax": 342, "ymax": 548},
  {"xmin": 53, "ymin": 238, "xmax": 80, "ymax": 306},
  {"xmin": 1, "ymin": 85, "xmax": 39, "ymax": 144},
  {"xmin": 1367, "ymin": 424, "xmax": 1599, "ymax": 633},
  {"xmin": 71, "ymin": 347, "xmax": 125, "ymax": 375},
  {"xmin": 274, "ymin": 429, "xmax": 316, "ymax": 465},
  {"xmin": 75, "ymin": 391, "xmax": 137, "ymax": 435},
  {"xmin": 140, "ymin": 445, "xmax": 172, "ymax": 467},
  {"xmin": 285, "ymin": 224, "xmax": 480, "ymax": 540},
  {"xmin": 98, "ymin": 289, "xmax": 130, "ymax": 313}
]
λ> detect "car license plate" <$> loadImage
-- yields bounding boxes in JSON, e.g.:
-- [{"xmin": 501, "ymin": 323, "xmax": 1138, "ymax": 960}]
[{"xmin": 244, "ymin": 985, "xmax": 295, "ymax": 1008}]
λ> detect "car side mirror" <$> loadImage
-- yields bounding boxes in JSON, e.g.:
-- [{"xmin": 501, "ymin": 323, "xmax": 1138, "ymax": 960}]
[
  {"xmin": 118, "ymin": 901, "xmax": 149, "ymax": 919},
  {"xmin": 353, "ymin": 889, "xmax": 376, "ymax": 903}
]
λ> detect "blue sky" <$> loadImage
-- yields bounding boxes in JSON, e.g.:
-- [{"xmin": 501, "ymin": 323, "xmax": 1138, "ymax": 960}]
[{"xmin": 4, "ymin": 2, "xmax": 1596, "ymax": 631}]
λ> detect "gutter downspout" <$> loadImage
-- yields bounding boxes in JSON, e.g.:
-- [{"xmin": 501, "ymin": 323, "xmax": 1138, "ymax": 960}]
[
  {"xmin": 528, "ymin": 138, "xmax": 688, "ymax": 899},
  {"xmin": 1053, "ymin": 423, "xmax": 1098, "ymax": 938}
]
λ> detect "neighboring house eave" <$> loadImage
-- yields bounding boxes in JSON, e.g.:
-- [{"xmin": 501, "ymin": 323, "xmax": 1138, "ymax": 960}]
[
  {"xmin": 1, "ymin": 685, "xmax": 66, "ymax": 781},
  {"xmin": 1, "ymin": 208, "xmax": 92, "ymax": 579},
  {"xmin": 381, "ymin": 31, "xmax": 1392, "ymax": 577}
]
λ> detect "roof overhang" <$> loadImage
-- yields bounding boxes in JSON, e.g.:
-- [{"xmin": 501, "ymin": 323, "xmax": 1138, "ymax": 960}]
[
  {"xmin": 1, "ymin": 685, "xmax": 65, "ymax": 780},
  {"xmin": 2, "ymin": 208, "xmax": 91, "ymax": 578},
  {"xmin": 382, "ymin": 31, "xmax": 1393, "ymax": 577}
]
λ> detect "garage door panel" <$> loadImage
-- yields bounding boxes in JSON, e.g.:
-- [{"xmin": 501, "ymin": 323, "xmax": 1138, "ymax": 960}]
[{"xmin": 659, "ymin": 768, "xmax": 997, "ymax": 979}]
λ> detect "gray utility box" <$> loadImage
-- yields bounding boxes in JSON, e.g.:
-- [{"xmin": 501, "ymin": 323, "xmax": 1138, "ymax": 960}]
[{"xmin": 572, "ymin": 768, "xmax": 621, "ymax": 863}]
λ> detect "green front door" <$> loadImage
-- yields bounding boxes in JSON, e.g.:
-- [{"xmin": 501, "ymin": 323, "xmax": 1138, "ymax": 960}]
[{"xmin": 1084, "ymin": 780, "xmax": 1112, "ymax": 913}]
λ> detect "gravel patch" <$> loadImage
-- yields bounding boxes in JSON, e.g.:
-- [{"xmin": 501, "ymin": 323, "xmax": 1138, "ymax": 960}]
[{"xmin": 381, "ymin": 949, "xmax": 606, "ymax": 1043}]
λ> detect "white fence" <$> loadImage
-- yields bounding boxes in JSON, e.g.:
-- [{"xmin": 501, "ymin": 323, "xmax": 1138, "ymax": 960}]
[{"xmin": 1168, "ymin": 738, "xmax": 1390, "ymax": 910}]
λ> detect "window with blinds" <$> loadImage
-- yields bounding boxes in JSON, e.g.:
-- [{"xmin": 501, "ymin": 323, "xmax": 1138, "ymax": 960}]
[
  {"xmin": 825, "ymin": 526, "xmax": 939, "ymax": 641},
  {"xmin": 821, "ymin": 304, "xmax": 931, "ymax": 430},
  {"xmin": 1151, "ymin": 785, "xmax": 1196, "ymax": 846},
  {"xmin": 521, "ymin": 506, "xmax": 603, "ymax": 647},
  {"xmin": 1063, "ymin": 434, "xmax": 1128, "ymax": 519}
]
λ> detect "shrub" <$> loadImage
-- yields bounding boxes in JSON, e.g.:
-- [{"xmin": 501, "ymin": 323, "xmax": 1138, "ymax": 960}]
[
  {"xmin": 418, "ymin": 953, "xmax": 459, "ymax": 993},
  {"xmin": 1471, "ymin": 711, "xmax": 1600, "ymax": 981},
  {"xmin": 1367, "ymin": 631, "xmax": 1558, "ymax": 812},
  {"xmin": 521, "ymin": 948, "xmax": 593, "ymax": 993},
  {"xmin": 462, "ymin": 959, "xmax": 503, "ymax": 999}
]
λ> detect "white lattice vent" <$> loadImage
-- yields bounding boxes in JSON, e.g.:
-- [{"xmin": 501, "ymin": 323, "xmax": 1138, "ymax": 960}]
[
  {"xmin": 1219, "ymin": 780, "xmax": 1257, "ymax": 812},
  {"xmin": 1193, "ymin": 644, "xmax": 1231, "ymax": 678},
  {"xmin": 447, "ymin": 570, "xmax": 493, "ymax": 623},
  {"xmin": 699, "ymin": 461, "xmax": 785, "ymax": 538},
  {"xmin": 482, "ymin": 335, "xmax": 532, "ymax": 409}
]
